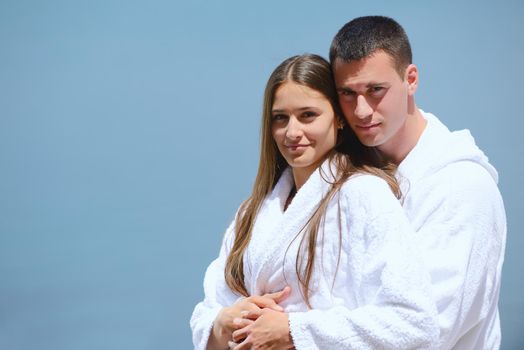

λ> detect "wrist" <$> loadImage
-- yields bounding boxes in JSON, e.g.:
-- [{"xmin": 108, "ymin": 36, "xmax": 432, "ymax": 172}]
[{"xmin": 207, "ymin": 307, "xmax": 231, "ymax": 349}]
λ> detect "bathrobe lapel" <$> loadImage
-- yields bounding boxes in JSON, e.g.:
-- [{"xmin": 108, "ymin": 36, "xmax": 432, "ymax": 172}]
[{"xmin": 246, "ymin": 161, "xmax": 335, "ymax": 296}]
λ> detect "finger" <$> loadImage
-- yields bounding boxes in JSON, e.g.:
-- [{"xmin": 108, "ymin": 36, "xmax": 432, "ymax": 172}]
[
  {"xmin": 232, "ymin": 316, "xmax": 254, "ymax": 330},
  {"xmin": 236, "ymin": 300, "xmax": 262, "ymax": 313},
  {"xmin": 227, "ymin": 341, "xmax": 239, "ymax": 350},
  {"xmin": 233, "ymin": 336, "xmax": 252, "ymax": 350},
  {"xmin": 264, "ymin": 286, "xmax": 292, "ymax": 303},
  {"xmin": 240, "ymin": 309, "xmax": 262, "ymax": 320},
  {"xmin": 249, "ymin": 296, "xmax": 284, "ymax": 311},
  {"xmin": 232, "ymin": 324, "xmax": 251, "ymax": 343}
]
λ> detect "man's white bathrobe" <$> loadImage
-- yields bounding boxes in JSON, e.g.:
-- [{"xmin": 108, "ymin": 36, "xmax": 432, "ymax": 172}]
[
  {"xmin": 191, "ymin": 161, "xmax": 439, "ymax": 349},
  {"xmin": 397, "ymin": 111, "xmax": 506, "ymax": 349}
]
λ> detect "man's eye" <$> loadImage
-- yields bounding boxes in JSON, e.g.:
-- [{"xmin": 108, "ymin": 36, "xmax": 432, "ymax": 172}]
[
  {"xmin": 370, "ymin": 86, "xmax": 387, "ymax": 96},
  {"xmin": 338, "ymin": 90, "xmax": 356, "ymax": 101}
]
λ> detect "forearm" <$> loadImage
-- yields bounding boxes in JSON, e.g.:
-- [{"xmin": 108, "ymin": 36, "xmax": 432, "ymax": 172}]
[
  {"xmin": 206, "ymin": 319, "xmax": 230, "ymax": 350},
  {"xmin": 288, "ymin": 303, "xmax": 438, "ymax": 350}
]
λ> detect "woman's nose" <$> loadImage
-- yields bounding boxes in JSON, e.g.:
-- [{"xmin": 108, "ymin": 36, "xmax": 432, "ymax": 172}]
[{"xmin": 285, "ymin": 117, "xmax": 303, "ymax": 140}]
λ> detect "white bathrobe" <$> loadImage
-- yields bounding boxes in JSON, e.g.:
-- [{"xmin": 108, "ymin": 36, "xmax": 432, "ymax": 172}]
[
  {"xmin": 191, "ymin": 160, "xmax": 439, "ymax": 349},
  {"xmin": 397, "ymin": 111, "xmax": 506, "ymax": 349}
]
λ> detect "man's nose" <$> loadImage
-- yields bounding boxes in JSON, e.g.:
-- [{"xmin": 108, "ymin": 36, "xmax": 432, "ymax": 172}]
[{"xmin": 354, "ymin": 95, "xmax": 373, "ymax": 120}]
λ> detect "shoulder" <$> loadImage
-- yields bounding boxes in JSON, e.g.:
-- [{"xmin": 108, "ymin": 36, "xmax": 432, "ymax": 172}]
[
  {"xmin": 404, "ymin": 161, "xmax": 505, "ymax": 228},
  {"xmin": 421, "ymin": 161, "xmax": 501, "ymax": 204},
  {"xmin": 337, "ymin": 174, "xmax": 413, "ymax": 245},
  {"xmin": 339, "ymin": 173, "xmax": 401, "ymax": 216},
  {"xmin": 341, "ymin": 173, "xmax": 396, "ymax": 198}
]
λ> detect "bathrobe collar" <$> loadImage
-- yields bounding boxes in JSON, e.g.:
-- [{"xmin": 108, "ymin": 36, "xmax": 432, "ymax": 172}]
[{"xmin": 245, "ymin": 159, "xmax": 337, "ymax": 295}]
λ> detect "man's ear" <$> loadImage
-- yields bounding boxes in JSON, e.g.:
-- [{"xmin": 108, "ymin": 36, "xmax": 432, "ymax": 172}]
[{"xmin": 405, "ymin": 63, "xmax": 419, "ymax": 96}]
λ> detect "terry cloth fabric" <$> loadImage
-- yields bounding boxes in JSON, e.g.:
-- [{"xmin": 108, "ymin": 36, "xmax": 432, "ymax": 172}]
[
  {"xmin": 397, "ymin": 110, "xmax": 507, "ymax": 349},
  {"xmin": 191, "ymin": 159, "xmax": 439, "ymax": 349}
]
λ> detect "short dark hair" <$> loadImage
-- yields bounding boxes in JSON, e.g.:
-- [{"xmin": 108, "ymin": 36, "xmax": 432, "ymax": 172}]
[{"xmin": 329, "ymin": 16, "xmax": 412, "ymax": 76}]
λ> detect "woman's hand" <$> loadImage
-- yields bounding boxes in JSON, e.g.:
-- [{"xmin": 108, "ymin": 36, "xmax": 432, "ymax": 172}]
[
  {"xmin": 207, "ymin": 287, "xmax": 291, "ymax": 349},
  {"xmin": 230, "ymin": 307, "xmax": 295, "ymax": 350}
]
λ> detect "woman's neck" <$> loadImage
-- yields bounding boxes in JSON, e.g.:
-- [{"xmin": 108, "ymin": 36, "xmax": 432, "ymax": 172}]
[{"xmin": 292, "ymin": 161, "xmax": 322, "ymax": 190}]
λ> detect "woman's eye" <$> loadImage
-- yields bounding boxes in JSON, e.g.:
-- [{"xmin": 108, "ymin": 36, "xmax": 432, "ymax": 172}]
[
  {"xmin": 272, "ymin": 114, "xmax": 287, "ymax": 122},
  {"xmin": 302, "ymin": 111, "xmax": 316, "ymax": 118}
]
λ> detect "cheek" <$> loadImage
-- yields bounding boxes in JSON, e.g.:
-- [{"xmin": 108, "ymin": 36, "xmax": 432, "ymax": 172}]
[
  {"xmin": 339, "ymin": 100, "xmax": 356, "ymax": 120},
  {"xmin": 317, "ymin": 125, "xmax": 337, "ymax": 148},
  {"xmin": 272, "ymin": 129, "xmax": 288, "ymax": 154},
  {"xmin": 388, "ymin": 85, "xmax": 408, "ymax": 107},
  {"xmin": 271, "ymin": 127, "xmax": 282, "ymax": 142},
  {"xmin": 377, "ymin": 90, "xmax": 404, "ymax": 117}
]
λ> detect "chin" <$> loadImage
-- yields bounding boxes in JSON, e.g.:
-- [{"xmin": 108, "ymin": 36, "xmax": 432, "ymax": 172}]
[
  {"xmin": 289, "ymin": 161, "xmax": 310, "ymax": 169},
  {"xmin": 356, "ymin": 139, "xmax": 374, "ymax": 147},
  {"xmin": 358, "ymin": 137, "xmax": 382, "ymax": 147}
]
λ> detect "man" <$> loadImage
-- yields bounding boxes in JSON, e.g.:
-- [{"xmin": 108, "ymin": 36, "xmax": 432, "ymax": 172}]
[
  {"xmin": 226, "ymin": 16, "xmax": 506, "ymax": 350},
  {"xmin": 330, "ymin": 16, "xmax": 506, "ymax": 349}
]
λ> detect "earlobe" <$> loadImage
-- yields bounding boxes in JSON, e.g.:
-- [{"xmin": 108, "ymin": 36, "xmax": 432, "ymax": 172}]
[
  {"xmin": 405, "ymin": 64, "xmax": 418, "ymax": 95},
  {"xmin": 336, "ymin": 117, "xmax": 345, "ymax": 130}
]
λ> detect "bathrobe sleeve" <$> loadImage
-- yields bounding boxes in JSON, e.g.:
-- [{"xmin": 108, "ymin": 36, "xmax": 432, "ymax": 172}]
[
  {"xmin": 288, "ymin": 175, "xmax": 439, "ymax": 350},
  {"xmin": 404, "ymin": 162, "xmax": 506, "ymax": 348},
  {"xmin": 190, "ymin": 219, "xmax": 240, "ymax": 350}
]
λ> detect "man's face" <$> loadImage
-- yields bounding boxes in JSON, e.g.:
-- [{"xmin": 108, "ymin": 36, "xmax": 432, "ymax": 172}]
[{"xmin": 333, "ymin": 51, "xmax": 411, "ymax": 155}]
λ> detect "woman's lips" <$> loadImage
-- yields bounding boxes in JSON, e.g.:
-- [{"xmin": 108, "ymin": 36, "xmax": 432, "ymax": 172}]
[{"xmin": 286, "ymin": 144, "xmax": 310, "ymax": 151}]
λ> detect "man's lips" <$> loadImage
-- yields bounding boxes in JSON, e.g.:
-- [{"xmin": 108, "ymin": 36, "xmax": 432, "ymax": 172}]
[{"xmin": 355, "ymin": 122, "xmax": 381, "ymax": 130}]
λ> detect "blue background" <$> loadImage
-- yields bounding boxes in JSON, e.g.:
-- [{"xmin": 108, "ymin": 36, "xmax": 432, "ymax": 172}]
[{"xmin": 1, "ymin": 0, "xmax": 523, "ymax": 349}]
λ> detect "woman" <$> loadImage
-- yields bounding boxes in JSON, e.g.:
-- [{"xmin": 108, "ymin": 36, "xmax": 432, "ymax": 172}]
[{"xmin": 191, "ymin": 54, "xmax": 438, "ymax": 349}]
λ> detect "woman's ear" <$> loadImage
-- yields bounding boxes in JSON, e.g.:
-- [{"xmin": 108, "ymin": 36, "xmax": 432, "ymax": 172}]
[
  {"xmin": 336, "ymin": 117, "xmax": 345, "ymax": 130},
  {"xmin": 405, "ymin": 63, "xmax": 419, "ymax": 96}
]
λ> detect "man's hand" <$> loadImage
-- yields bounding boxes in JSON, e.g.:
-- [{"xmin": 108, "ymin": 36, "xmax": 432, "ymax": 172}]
[{"xmin": 230, "ymin": 307, "xmax": 294, "ymax": 350}]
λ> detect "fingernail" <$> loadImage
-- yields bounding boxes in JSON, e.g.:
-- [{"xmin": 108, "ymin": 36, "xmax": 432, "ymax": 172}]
[
  {"xmin": 240, "ymin": 310, "xmax": 249, "ymax": 317},
  {"xmin": 233, "ymin": 317, "xmax": 242, "ymax": 325}
]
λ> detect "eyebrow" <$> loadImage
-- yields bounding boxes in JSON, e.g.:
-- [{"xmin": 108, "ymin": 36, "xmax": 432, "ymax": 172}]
[
  {"xmin": 366, "ymin": 82, "xmax": 389, "ymax": 87},
  {"xmin": 337, "ymin": 82, "xmax": 390, "ymax": 91},
  {"xmin": 271, "ymin": 106, "xmax": 319, "ymax": 113}
]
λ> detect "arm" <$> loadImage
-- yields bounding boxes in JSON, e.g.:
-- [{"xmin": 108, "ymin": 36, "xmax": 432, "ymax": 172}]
[
  {"xmin": 190, "ymin": 219, "xmax": 291, "ymax": 349},
  {"xmin": 234, "ymin": 176, "xmax": 439, "ymax": 350},
  {"xmin": 404, "ymin": 163, "xmax": 506, "ymax": 348},
  {"xmin": 289, "ymin": 176, "xmax": 439, "ymax": 349},
  {"xmin": 190, "ymin": 220, "xmax": 239, "ymax": 350}
]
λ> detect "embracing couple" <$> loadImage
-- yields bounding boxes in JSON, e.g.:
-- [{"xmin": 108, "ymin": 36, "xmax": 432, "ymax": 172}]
[{"xmin": 191, "ymin": 16, "xmax": 506, "ymax": 350}]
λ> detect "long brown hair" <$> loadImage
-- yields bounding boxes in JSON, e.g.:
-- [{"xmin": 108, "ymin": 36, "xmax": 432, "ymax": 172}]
[{"xmin": 224, "ymin": 54, "xmax": 399, "ymax": 306}]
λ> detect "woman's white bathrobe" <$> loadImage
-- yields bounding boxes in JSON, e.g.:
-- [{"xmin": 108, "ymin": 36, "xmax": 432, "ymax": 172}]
[{"xmin": 191, "ymin": 161, "xmax": 439, "ymax": 349}]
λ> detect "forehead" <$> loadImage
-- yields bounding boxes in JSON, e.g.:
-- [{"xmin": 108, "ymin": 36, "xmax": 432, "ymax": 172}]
[
  {"xmin": 333, "ymin": 51, "xmax": 401, "ymax": 87},
  {"xmin": 272, "ymin": 82, "xmax": 330, "ymax": 109}
]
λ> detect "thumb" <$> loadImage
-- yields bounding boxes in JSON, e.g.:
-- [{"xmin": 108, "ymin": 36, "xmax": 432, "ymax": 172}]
[{"xmin": 265, "ymin": 286, "xmax": 291, "ymax": 303}]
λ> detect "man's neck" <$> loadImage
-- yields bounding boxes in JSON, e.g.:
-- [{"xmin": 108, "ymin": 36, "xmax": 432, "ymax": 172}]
[{"xmin": 379, "ymin": 107, "xmax": 427, "ymax": 165}]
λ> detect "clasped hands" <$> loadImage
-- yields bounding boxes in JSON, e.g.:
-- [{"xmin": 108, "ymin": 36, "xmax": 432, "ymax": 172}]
[{"xmin": 210, "ymin": 286, "xmax": 294, "ymax": 350}]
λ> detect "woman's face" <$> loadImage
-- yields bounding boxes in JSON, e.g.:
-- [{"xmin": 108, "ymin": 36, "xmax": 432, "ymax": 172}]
[{"xmin": 271, "ymin": 81, "xmax": 338, "ymax": 179}]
